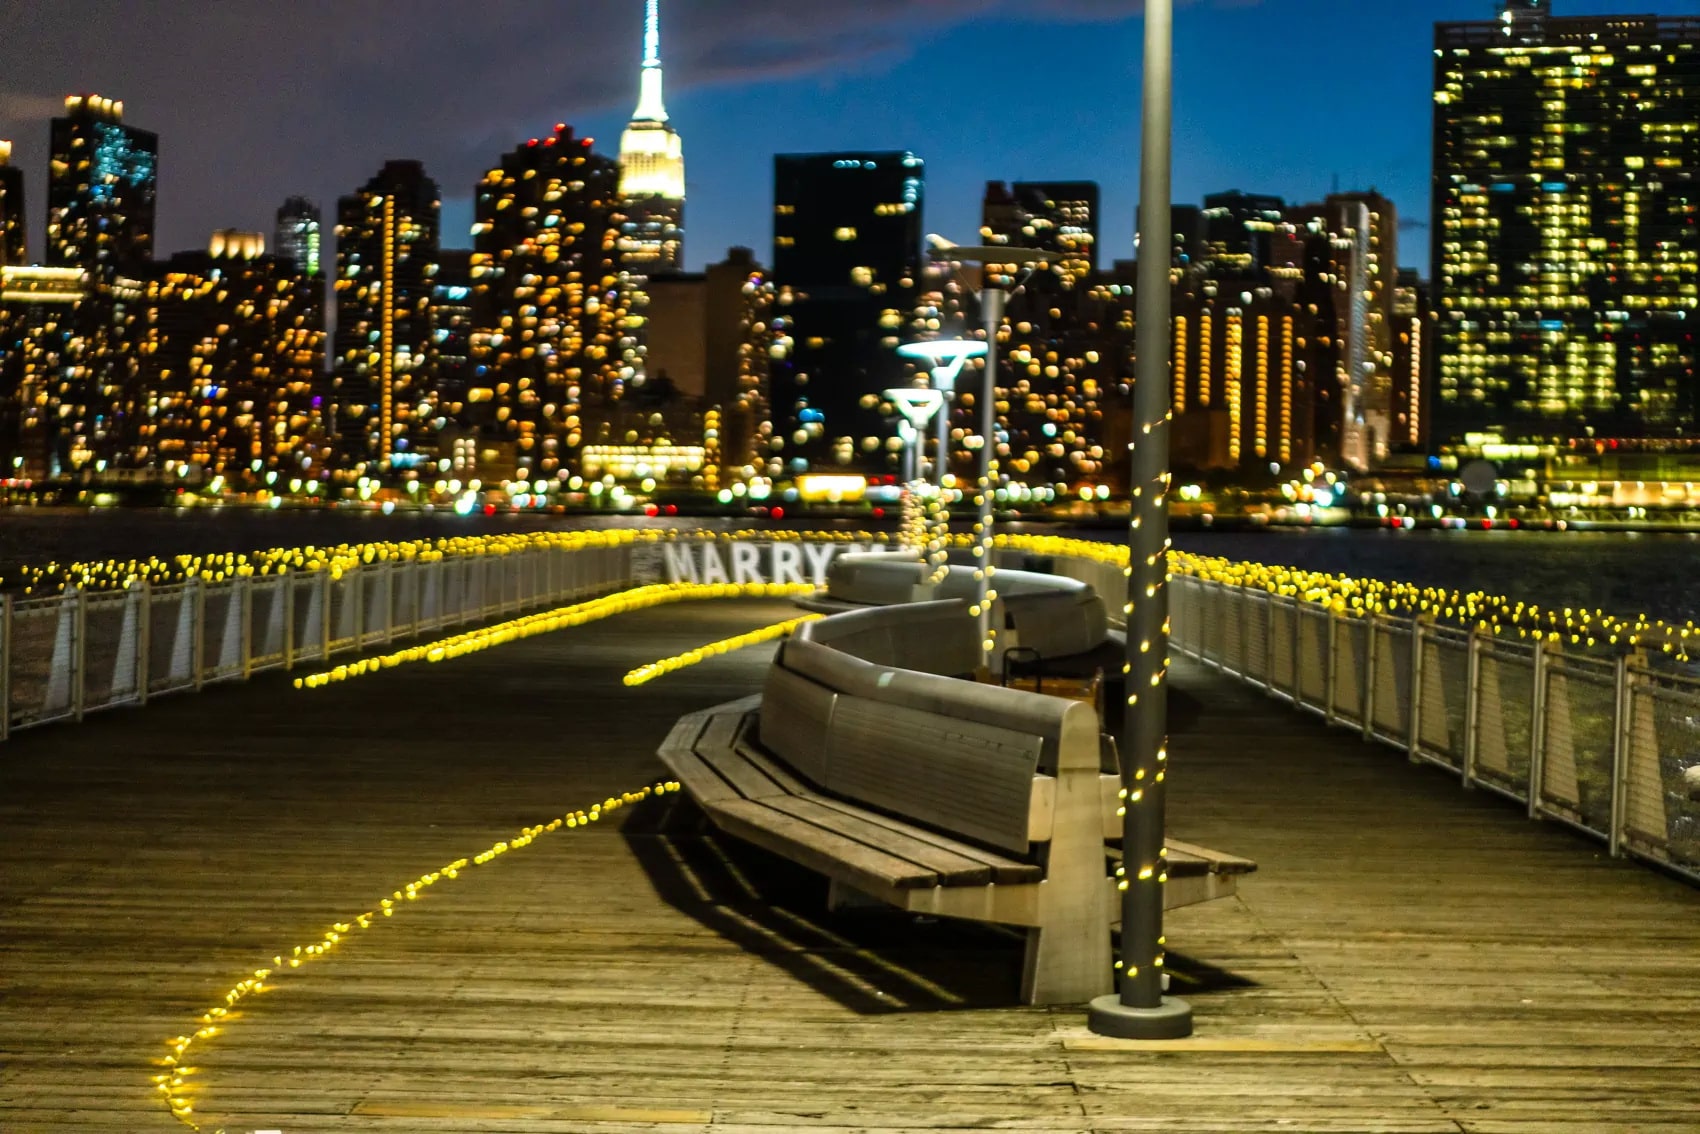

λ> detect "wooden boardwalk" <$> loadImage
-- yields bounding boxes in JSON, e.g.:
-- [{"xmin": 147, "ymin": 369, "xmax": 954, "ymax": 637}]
[{"xmin": 2, "ymin": 598, "xmax": 1699, "ymax": 1133}]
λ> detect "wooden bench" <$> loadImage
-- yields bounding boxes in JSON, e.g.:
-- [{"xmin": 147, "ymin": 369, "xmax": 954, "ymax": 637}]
[{"xmin": 656, "ymin": 609, "xmax": 1254, "ymax": 1005}]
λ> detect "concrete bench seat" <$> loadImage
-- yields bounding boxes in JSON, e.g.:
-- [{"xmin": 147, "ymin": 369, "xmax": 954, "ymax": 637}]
[{"xmin": 656, "ymin": 599, "xmax": 1254, "ymax": 1005}]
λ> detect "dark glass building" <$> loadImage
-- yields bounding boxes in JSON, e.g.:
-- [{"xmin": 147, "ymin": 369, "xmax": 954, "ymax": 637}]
[
  {"xmin": 0, "ymin": 141, "xmax": 24, "ymax": 267},
  {"xmin": 46, "ymin": 95, "xmax": 158, "ymax": 276},
  {"xmin": 1200, "ymin": 190, "xmax": 1284, "ymax": 272},
  {"xmin": 769, "ymin": 151, "xmax": 924, "ymax": 476},
  {"xmin": 275, "ymin": 196, "xmax": 323, "ymax": 278},
  {"xmin": 1433, "ymin": 2, "xmax": 1700, "ymax": 443},
  {"xmin": 333, "ymin": 160, "xmax": 442, "ymax": 479}
]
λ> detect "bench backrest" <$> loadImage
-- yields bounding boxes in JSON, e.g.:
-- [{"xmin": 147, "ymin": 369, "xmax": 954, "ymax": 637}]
[
  {"xmin": 791, "ymin": 598, "xmax": 980, "ymax": 676},
  {"xmin": 1003, "ymin": 587, "xmax": 1110, "ymax": 660},
  {"xmin": 762, "ymin": 628, "xmax": 1097, "ymax": 854}
]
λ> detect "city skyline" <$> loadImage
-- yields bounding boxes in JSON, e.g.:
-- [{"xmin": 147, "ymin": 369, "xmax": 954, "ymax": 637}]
[{"xmin": 0, "ymin": 0, "xmax": 1676, "ymax": 274}]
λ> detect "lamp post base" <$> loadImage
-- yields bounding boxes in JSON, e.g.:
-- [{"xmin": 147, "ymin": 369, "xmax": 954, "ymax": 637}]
[{"xmin": 1086, "ymin": 994, "xmax": 1194, "ymax": 1039}]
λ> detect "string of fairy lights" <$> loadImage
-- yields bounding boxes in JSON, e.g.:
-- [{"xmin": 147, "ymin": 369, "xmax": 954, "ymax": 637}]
[
  {"xmin": 623, "ymin": 614, "xmax": 822, "ymax": 687},
  {"xmin": 156, "ymin": 780, "xmax": 682, "ymax": 1130},
  {"xmin": 291, "ymin": 583, "xmax": 817, "ymax": 690}
]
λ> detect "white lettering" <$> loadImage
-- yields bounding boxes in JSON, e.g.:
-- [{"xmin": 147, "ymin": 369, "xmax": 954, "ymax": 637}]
[
  {"xmin": 731, "ymin": 543, "xmax": 762, "ymax": 586},
  {"xmin": 662, "ymin": 544, "xmax": 698, "ymax": 584},
  {"xmin": 770, "ymin": 543, "xmax": 805, "ymax": 585},
  {"xmin": 802, "ymin": 542, "xmax": 837, "ymax": 586},
  {"xmin": 700, "ymin": 546, "xmax": 730, "ymax": 585}
]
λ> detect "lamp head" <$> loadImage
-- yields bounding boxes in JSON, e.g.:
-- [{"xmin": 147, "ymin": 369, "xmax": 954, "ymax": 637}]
[{"xmin": 883, "ymin": 387, "xmax": 945, "ymax": 429}]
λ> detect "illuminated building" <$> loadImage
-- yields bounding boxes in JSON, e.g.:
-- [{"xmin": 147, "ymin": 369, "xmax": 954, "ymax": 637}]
[
  {"xmin": 1433, "ymin": 2, "xmax": 1700, "ymax": 442},
  {"xmin": 1392, "ymin": 269, "xmax": 1434, "ymax": 451},
  {"xmin": 46, "ymin": 95, "xmax": 158, "ymax": 276},
  {"xmin": 275, "ymin": 196, "xmax": 322, "ymax": 277},
  {"xmin": 432, "ymin": 249, "xmax": 474, "ymax": 424},
  {"xmin": 770, "ymin": 151, "xmax": 923, "ymax": 476},
  {"xmin": 0, "ymin": 141, "xmax": 24, "ymax": 267},
  {"xmin": 0, "ymin": 264, "xmax": 143, "ymax": 479},
  {"xmin": 977, "ymin": 180, "xmax": 1110, "ymax": 490},
  {"xmin": 617, "ymin": 0, "xmax": 685, "ymax": 274},
  {"xmin": 705, "ymin": 247, "xmax": 774, "ymax": 480},
  {"xmin": 1200, "ymin": 190, "xmax": 1284, "ymax": 272},
  {"xmin": 136, "ymin": 232, "xmax": 327, "ymax": 483},
  {"xmin": 470, "ymin": 124, "xmax": 628, "ymax": 480},
  {"xmin": 333, "ymin": 160, "xmax": 442, "ymax": 479}
]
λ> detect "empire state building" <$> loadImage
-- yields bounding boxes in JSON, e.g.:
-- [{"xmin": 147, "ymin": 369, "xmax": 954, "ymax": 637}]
[{"xmin": 618, "ymin": 0, "xmax": 685, "ymax": 273}]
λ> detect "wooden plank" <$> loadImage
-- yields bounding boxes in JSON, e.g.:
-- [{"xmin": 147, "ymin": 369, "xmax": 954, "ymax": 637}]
[
  {"xmin": 692, "ymin": 738, "xmax": 792, "ymax": 802},
  {"xmin": 654, "ymin": 744, "xmax": 741, "ymax": 807},
  {"xmin": 761, "ymin": 796, "xmax": 997, "ymax": 887},
  {"xmin": 1166, "ymin": 836, "xmax": 1259, "ymax": 875},
  {"xmin": 702, "ymin": 797, "xmax": 938, "ymax": 891}
]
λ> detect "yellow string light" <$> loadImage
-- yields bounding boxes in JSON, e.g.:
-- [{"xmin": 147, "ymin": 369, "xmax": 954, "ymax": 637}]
[
  {"xmin": 292, "ymin": 583, "xmax": 818, "ymax": 690},
  {"xmin": 155, "ymin": 780, "xmax": 683, "ymax": 1130},
  {"xmin": 623, "ymin": 614, "xmax": 823, "ymax": 687}
]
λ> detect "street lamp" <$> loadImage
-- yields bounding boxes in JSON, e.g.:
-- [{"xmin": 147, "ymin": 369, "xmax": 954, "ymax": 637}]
[
  {"xmin": 923, "ymin": 243, "xmax": 1062, "ymax": 652},
  {"xmin": 885, "ymin": 386, "xmax": 947, "ymax": 578},
  {"xmin": 897, "ymin": 338, "xmax": 988, "ymax": 488},
  {"xmin": 1088, "ymin": 0, "xmax": 1191, "ymax": 1039}
]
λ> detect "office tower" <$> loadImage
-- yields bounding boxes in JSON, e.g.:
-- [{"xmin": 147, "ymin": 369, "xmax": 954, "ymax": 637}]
[
  {"xmin": 46, "ymin": 95, "xmax": 158, "ymax": 276},
  {"xmin": 704, "ymin": 247, "xmax": 774, "ymax": 479},
  {"xmin": 1169, "ymin": 205, "xmax": 1203, "ymax": 269},
  {"xmin": 978, "ymin": 180, "xmax": 1109, "ymax": 489},
  {"xmin": 618, "ymin": 0, "xmax": 685, "ymax": 274},
  {"xmin": 1327, "ymin": 190, "xmax": 1398, "ymax": 464},
  {"xmin": 0, "ymin": 141, "xmax": 24, "ymax": 267},
  {"xmin": 770, "ymin": 151, "xmax": 923, "ymax": 476},
  {"xmin": 1391, "ymin": 269, "xmax": 1431, "ymax": 451},
  {"xmin": 1200, "ymin": 190, "xmax": 1284, "ymax": 272},
  {"xmin": 136, "ymin": 232, "xmax": 325, "ymax": 482},
  {"xmin": 982, "ymin": 181, "xmax": 1099, "ymax": 283},
  {"xmin": 333, "ymin": 160, "xmax": 442, "ymax": 478},
  {"xmin": 470, "ymin": 125, "xmax": 627, "ymax": 480},
  {"xmin": 1433, "ymin": 3, "xmax": 1699, "ymax": 442},
  {"xmin": 275, "ymin": 197, "xmax": 322, "ymax": 277},
  {"xmin": 431, "ymin": 249, "xmax": 474, "ymax": 419}
]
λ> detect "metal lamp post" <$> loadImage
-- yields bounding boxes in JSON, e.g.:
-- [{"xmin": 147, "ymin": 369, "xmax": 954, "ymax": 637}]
[
  {"xmin": 885, "ymin": 387, "xmax": 947, "ymax": 576},
  {"xmin": 1087, "ymin": 0, "xmax": 1190, "ymax": 1039},
  {"xmin": 922, "ymin": 245, "xmax": 1062, "ymax": 655},
  {"xmin": 897, "ymin": 340, "xmax": 989, "ymax": 587}
]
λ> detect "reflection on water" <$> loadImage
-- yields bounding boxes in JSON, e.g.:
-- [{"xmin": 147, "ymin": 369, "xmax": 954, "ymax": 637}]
[{"xmin": 2, "ymin": 509, "xmax": 1697, "ymax": 627}]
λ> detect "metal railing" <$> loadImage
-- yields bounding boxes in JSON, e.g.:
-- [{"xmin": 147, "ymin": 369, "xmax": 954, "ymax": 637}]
[
  {"xmin": 0, "ymin": 540, "xmax": 636, "ymax": 741},
  {"xmin": 1165, "ymin": 573, "xmax": 1700, "ymax": 885}
]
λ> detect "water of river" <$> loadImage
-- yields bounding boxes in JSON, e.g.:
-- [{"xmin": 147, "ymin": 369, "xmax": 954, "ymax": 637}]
[{"xmin": 2, "ymin": 509, "xmax": 1696, "ymax": 626}]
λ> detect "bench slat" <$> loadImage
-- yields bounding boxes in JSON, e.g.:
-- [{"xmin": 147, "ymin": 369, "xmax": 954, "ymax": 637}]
[
  {"xmin": 694, "ymin": 740, "xmax": 793, "ymax": 802},
  {"xmin": 761, "ymin": 796, "xmax": 997, "ymax": 887},
  {"xmin": 704, "ymin": 798, "xmax": 939, "ymax": 891},
  {"xmin": 1165, "ymin": 837, "xmax": 1259, "ymax": 875},
  {"xmin": 656, "ymin": 746, "xmax": 743, "ymax": 807}
]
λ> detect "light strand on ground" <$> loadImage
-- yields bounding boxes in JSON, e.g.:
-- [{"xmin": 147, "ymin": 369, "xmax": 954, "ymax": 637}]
[
  {"xmin": 154, "ymin": 779, "xmax": 683, "ymax": 1130},
  {"xmin": 623, "ymin": 614, "xmax": 823, "ymax": 687},
  {"xmin": 292, "ymin": 582, "xmax": 818, "ymax": 690}
]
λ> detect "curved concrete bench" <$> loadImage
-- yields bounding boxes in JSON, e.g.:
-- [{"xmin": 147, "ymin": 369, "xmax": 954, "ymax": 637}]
[{"xmin": 657, "ymin": 599, "xmax": 1254, "ymax": 1005}]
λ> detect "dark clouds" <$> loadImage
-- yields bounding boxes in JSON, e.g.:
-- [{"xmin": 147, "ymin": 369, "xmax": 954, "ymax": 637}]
[{"xmin": 0, "ymin": 0, "xmax": 1234, "ymax": 257}]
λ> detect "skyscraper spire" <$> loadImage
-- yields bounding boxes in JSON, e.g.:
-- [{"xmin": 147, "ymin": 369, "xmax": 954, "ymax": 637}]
[
  {"xmin": 634, "ymin": 0, "xmax": 669, "ymax": 123},
  {"xmin": 620, "ymin": 0, "xmax": 685, "ymax": 271}
]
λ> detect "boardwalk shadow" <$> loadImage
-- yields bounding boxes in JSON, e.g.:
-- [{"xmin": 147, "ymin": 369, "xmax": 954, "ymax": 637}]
[
  {"xmin": 622, "ymin": 792, "xmax": 1254, "ymax": 1012},
  {"xmin": 623, "ymin": 795, "xmax": 1029, "ymax": 1013}
]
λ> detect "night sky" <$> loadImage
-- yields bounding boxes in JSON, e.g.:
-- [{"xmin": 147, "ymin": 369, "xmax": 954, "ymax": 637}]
[{"xmin": 0, "ymin": 0, "xmax": 1684, "ymax": 276}]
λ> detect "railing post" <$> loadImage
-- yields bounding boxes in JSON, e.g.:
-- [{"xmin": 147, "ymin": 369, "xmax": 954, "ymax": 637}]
[
  {"xmin": 0, "ymin": 593, "xmax": 10, "ymax": 742},
  {"xmin": 1290, "ymin": 596, "xmax": 1302, "ymax": 705},
  {"xmin": 282, "ymin": 569, "xmax": 296, "ymax": 671},
  {"xmin": 240, "ymin": 576, "xmax": 255, "ymax": 680},
  {"xmin": 1406, "ymin": 613, "xmax": 1426, "ymax": 762},
  {"xmin": 1528, "ymin": 636, "xmax": 1551, "ymax": 820},
  {"xmin": 1265, "ymin": 589, "xmax": 1278, "ymax": 694},
  {"xmin": 1324, "ymin": 606, "xmax": 1341, "ymax": 726},
  {"xmin": 320, "ymin": 570, "xmax": 333, "ymax": 662},
  {"xmin": 71, "ymin": 589, "xmax": 87, "ymax": 723},
  {"xmin": 192, "ymin": 579, "xmax": 207, "ymax": 692},
  {"xmin": 136, "ymin": 580, "xmax": 152, "ymax": 707},
  {"xmin": 350, "ymin": 566, "xmax": 365, "ymax": 647},
  {"xmin": 1362, "ymin": 611, "xmax": 1379, "ymax": 741},
  {"xmin": 1462, "ymin": 625, "xmax": 1485, "ymax": 789},
  {"xmin": 1608, "ymin": 650, "xmax": 1634, "ymax": 858},
  {"xmin": 383, "ymin": 562, "xmax": 396, "ymax": 646}
]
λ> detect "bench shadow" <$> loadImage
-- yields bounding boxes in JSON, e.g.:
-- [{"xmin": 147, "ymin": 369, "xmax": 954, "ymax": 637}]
[{"xmin": 621, "ymin": 793, "xmax": 1254, "ymax": 1012}]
